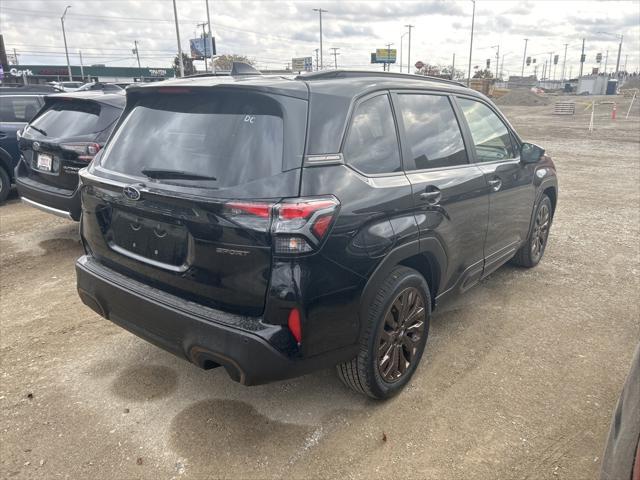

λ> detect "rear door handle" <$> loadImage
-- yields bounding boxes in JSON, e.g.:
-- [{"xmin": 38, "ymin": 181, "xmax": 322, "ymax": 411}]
[
  {"xmin": 419, "ymin": 187, "xmax": 442, "ymax": 204},
  {"xmin": 488, "ymin": 178, "xmax": 502, "ymax": 192}
]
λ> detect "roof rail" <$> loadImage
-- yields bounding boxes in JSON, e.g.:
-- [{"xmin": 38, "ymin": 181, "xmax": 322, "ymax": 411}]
[{"xmin": 295, "ymin": 70, "xmax": 466, "ymax": 87}]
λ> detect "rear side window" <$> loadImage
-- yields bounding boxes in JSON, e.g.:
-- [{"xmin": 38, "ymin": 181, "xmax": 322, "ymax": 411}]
[
  {"xmin": 100, "ymin": 91, "xmax": 296, "ymax": 188},
  {"xmin": 0, "ymin": 96, "xmax": 42, "ymax": 122},
  {"xmin": 27, "ymin": 100, "xmax": 120, "ymax": 138},
  {"xmin": 396, "ymin": 94, "xmax": 468, "ymax": 170},
  {"xmin": 343, "ymin": 94, "xmax": 401, "ymax": 175},
  {"xmin": 457, "ymin": 98, "xmax": 516, "ymax": 162}
]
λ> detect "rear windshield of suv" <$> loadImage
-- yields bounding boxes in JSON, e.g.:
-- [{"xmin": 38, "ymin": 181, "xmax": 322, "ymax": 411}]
[
  {"xmin": 27, "ymin": 100, "xmax": 120, "ymax": 138},
  {"xmin": 99, "ymin": 90, "xmax": 297, "ymax": 188}
]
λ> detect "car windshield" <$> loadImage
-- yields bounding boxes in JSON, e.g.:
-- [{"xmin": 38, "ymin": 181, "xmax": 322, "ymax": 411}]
[
  {"xmin": 27, "ymin": 100, "xmax": 120, "ymax": 138},
  {"xmin": 100, "ymin": 91, "xmax": 286, "ymax": 188},
  {"xmin": 0, "ymin": 96, "xmax": 41, "ymax": 123}
]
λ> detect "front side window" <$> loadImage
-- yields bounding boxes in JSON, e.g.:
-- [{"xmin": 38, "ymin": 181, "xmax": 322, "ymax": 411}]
[
  {"xmin": 343, "ymin": 94, "xmax": 401, "ymax": 175},
  {"xmin": 396, "ymin": 94, "xmax": 468, "ymax": 170},
  {"xmin": 457, "ymin": 98, "xmax": 516, "ymax": 162}
]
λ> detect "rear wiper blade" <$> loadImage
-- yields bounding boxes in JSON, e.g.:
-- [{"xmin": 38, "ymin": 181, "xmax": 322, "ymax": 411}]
[
  {"xmin": 141, "ymin": 168, "xmax": 217, "ymax": 181},
  {"xmin": 28, "ymin": 125, "xmax": 47, "ymax": 136}
]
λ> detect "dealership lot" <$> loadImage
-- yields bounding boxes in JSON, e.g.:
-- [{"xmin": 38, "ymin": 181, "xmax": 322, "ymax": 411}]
[{"xmin": 1, "ymin": 101, "xmax": 638, "ymax": 479}]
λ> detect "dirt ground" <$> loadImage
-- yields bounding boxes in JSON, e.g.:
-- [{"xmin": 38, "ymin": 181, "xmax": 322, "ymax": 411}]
[{"xmin": 1, "ymin": 96, "xmax": 639, "ymax": 480}]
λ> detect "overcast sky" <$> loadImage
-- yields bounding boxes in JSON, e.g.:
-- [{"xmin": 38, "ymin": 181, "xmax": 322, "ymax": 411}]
[{"xmin": 1, "ymin": 0, "xmax": 639, "ymax": 77}]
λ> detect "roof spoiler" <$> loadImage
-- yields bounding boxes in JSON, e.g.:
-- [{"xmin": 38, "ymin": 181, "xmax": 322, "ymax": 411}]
[{"xmin": 230, "ymin": 62, "xmax": 262, "ymax": 76}]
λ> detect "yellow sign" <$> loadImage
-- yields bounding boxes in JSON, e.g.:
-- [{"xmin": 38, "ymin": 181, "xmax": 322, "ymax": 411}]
[{"xmin": 375, "ymin": 48, "xmax": 397, "ymax": 62}]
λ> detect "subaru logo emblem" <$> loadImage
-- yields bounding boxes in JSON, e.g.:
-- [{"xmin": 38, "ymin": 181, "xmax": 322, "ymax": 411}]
[
  {"xmin": 123, "ymin": 185, "xmax": 141, "ymax": 201},
  {"xmin": 32, "ymin": 141, "xmax": 40, "ymax": 152}
]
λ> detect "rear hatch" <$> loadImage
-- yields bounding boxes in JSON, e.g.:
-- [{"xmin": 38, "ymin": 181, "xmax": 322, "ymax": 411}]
[
  {"xmin": 19, "ymin": 96, "xmax": 122, "ymax": 192},
  {"xmin": 80, "ymin": 86, "xmax": 308, "ymax": 314}
]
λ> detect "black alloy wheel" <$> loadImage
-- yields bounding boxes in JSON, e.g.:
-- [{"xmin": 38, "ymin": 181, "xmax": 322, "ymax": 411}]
[{"xmin": 377, "ymin": 287, "xmax": 426, "ymax": 383}]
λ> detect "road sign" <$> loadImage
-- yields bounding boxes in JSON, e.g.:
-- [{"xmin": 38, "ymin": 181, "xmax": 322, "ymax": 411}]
[
  {"xmin": 190, "ymin": 35, "xmax": 214, "ymax": 60},
  {"xmin": 292, "ymin": 56, "xmax": 313, "ymax": 72},
  {"xmin": 415, "ymin": 61, "xmax": 425, "ymax": 70},
  {"xmin": 375, "ymin": 48, "xmax": 397, "ymax": 63}
]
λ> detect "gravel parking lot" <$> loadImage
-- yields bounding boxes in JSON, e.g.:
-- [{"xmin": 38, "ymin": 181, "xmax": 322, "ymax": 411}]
[{"xmin": 1, "ymin": 97, "xmax": 639, "ymax": 480}]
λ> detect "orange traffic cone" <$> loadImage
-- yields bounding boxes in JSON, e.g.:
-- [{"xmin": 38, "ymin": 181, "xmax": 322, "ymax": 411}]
[{"xmin": 612, "ymin": 103, "xmax": 617, "ymax": 120}]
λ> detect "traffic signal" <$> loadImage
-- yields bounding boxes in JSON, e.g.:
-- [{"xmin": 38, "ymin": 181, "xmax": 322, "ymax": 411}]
[
  {"xmin": 526, "ymin": 56, "xmax": 531, "ymax": 66},
  {"xmin": 553, "ymin": 55, "xmax": 559, "ymax": 65},
  {"xmin": 486, "ymin": 59, "xmax": 491, "ymax": 69}
]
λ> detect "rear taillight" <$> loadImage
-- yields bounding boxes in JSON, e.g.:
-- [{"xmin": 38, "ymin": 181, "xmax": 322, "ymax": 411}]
[
  {"xmin": 61, "ymin": 142, "xmax": 101, "ymax": 161},
  {"xmin": 222, "ymin": 196, "xmax": 340, "ymax": 254},
  {"xmin": 272, "ymin": 196, "xmax": 339, "ymax": 254}
]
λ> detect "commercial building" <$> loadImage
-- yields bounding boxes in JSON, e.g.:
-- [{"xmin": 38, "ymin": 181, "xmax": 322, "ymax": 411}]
[{"xmin": 1, "ymin": 64, "xmax": 174, "ymax": 85}]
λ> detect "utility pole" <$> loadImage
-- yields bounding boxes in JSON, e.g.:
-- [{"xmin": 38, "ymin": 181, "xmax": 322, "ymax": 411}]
[
  {"xmin": 79, "ymin": 50, "xmax": 84, "ymax": 80},
  {"xmin": 133, "ymin": 40, "xmax": 141, "ymax": 69},
  {"xmin": 500, "ymin": 53, "xmax": 505, "ymax": 80},
  {"xmin": 314, "ymin": 48, "xmax": 319, "ymax": 71},
  {"xmin": 13, "ymin": 48, "xmax": 18, "ymax": 65},
  {"xmin": 313, "ymin": 8, "xmax": 327, "ymax": 70},
  {"xmin": 61, "ymin": 5, "xmax": 72, "ymax": 81},
  {"xmin": 615, "ymin": 35, "xmax": 623, "ymax": 73},
  {"xmin": 491, "ymin": 45, "xmax": 500, "ymax": 80},
  {"xmin": 561, "ymin": 43, "xmax": 568, "ymax": 81},
  {"xmin": 385, "ymin": 43, "xmax": 393, "ymax": 72},
  {"xmin": 205, "ymin": 0, "xmax": 214, "ymax": 73},
  {"xmin": 624, "ymin": 54, "xmax": 628, "ymax": 72},
  {"xmin": 172, "ymin": 0, "xmax": 184, "ymax": 77},
  {"xmin": 467, "ymin": 0, "xmax": 475, "ymax": 85},
  {"xmin": 197, "ymin": 22, "xmax": 208, "ymax": 71},
  {"xmin": 521, "ymin": 38, "xmax": 528, "ymax": 77},
  {"xmin": 604, "ymin": 50, "xmax": 608, "ymax": 74},
  {"xmin": 579, "ymin": 38, "xmax": 585, "ymax": 79},
  {"xmin": 451, "ymin": 53, "xmax": 456, "ymax": 80},
  {"xmin": 405, "ymin": 24, "xmax": 414, "ymax": 73},
  {"xmin": 330, "ymin": 47, "xmax": 340, "ymax": 69}
]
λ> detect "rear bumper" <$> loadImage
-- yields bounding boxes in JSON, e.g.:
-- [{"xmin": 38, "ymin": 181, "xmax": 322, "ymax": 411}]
[
  {"xmin": 15, "ymin": 159, "xmax": 81, "ymax": 221},
  {"xmin": 75, "ymin": 255, "xmax": 353, "ymax": 385}
]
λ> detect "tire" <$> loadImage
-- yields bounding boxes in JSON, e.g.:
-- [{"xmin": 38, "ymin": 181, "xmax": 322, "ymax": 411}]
[
  {"xmin": 512, "ymin": 194, "xmax": 553, "ymax": 268},
  {"xmin": 0, "ymin": 166, "xmax": 11, "ymax": 204},
  {"xmin": 337, "ymin": 266, "xmax": 431, "ymax": 399}
]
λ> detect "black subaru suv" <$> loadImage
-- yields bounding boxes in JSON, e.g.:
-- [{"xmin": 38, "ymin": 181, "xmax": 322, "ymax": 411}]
[
  {"xmin": 75, "ymin": 67, "xmax": 557, "ymax": 399},
  {"xmin": 15, "ymin": 91, "xmax": 125, "ymax": 220}
]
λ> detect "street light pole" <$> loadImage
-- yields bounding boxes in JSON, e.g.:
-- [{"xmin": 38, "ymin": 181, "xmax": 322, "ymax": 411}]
[
  {"xmin": 61, "ymin": 5, "xmax": 72, "ymax": 81},
  {"xmin": 521, "ymin": 38, "xmax": 528, "ymax": 77},
  {"xmin": 313, "ymin": 8, "xmax": 328, "ymax": 70},
  {"xmin": 400, "ymin": 32, "xmax": 408, "ymax": 73},
  {"xmin": 172, "ymin": 0, "xmax": 184, "ymax": 77},
  {"xmin": 467, "ymin": 0, "xmax": 475, "ymax": 86},
  {"xmin": 405, "ymin": 24, "xmax": 414, "ymax": 73},
  {"xmin": 561, "ymin": 43, "xmax": 568, "ymax": 81}
]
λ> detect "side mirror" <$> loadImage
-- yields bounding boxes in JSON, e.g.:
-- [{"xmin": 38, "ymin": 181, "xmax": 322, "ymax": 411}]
[{"xmin": 520, "ymin": 142, "xmax": 545, "ymax": 164}]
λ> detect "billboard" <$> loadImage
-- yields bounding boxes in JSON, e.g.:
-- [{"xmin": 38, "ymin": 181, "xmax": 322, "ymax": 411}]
[
  {"xmin": 190, "ymin": 35, "xmax": 215, "ymax": 60},
  {"xmin": 292, "ymin": 56, "xmax": 313, "ymax": 72},
  {"xmin": 375, "ymin": 48, "xmax": 397, "ymax": 63}
]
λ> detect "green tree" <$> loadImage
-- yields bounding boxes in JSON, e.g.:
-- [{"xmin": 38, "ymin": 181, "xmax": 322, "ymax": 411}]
[
  {"xmin": 213, "ymin": 54, "xmax": 254, "ymax": 71},
  {"xmin": 173, "ymin": 53, "xmax": 197, "ymax": 77},
  {"xmin": 473, "ymin": 68, "xmax": 493, "ymax": 79}
]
